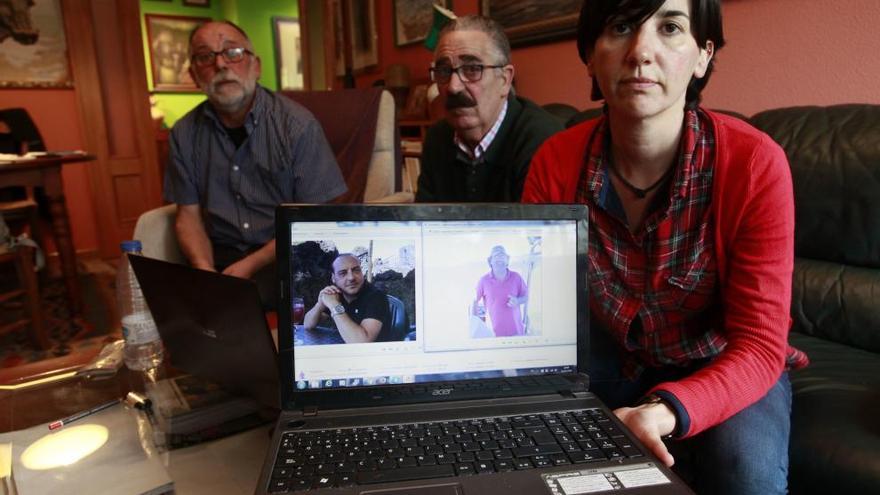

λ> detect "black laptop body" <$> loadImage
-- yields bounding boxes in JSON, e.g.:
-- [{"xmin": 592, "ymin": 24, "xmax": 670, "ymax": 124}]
[{"xmin": 255, "ymin": 203, "xmax": 692, "ymax": 495}]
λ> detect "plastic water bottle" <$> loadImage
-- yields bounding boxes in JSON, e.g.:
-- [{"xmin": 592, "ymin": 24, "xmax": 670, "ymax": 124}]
[{"xmin": 117, "ymin": 240, "xmax": 164, "ymax": 370}]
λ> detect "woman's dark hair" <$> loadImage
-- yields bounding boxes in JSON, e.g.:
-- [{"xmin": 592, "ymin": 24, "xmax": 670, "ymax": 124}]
[{"xmin": 576, "ymin": 0, "xmax": 724, "ymax": 106}]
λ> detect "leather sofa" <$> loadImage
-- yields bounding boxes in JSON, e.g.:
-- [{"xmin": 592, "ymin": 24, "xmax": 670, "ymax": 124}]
[
  {"xmin": 750, "ymin": 104, "xmax": 880, "ymax": 495},
  {"xmin": 557, "ymin": 103, "xmax": 880, "ymax": 493}
]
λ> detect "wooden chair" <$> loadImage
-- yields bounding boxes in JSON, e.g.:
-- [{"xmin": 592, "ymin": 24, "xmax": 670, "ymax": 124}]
[
  {"xmin": 0, "ymin": 244, "xmax": 50, "ymax": 349},
  {"xmin": 0, "ymin": 108, "xmax": 45, "ymax": 243}
]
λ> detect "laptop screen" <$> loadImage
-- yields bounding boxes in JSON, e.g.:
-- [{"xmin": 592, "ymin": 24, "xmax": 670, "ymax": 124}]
[{"xmin": 279, "ymin": 207, "xmax": 584, "ymax": 396}]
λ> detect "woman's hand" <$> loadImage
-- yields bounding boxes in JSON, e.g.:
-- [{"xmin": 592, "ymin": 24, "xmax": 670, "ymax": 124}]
[{"xmin": 613, "ymin": 400, "xmax": 677, "ymax": 467}]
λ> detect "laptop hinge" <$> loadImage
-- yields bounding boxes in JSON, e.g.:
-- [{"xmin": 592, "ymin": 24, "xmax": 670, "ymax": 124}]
[
  {"xmin": 558, "ymin": 389, "xmax": 577, "ymax": 399},
  {"xmin": 302, "ymin": 406, "xmax": 318, "ymax": 417}
]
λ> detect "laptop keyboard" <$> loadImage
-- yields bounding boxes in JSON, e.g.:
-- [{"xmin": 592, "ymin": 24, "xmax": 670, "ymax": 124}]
[{"xmin": 268, "ymin": 408, "xmax": 643, "ymax": 493}]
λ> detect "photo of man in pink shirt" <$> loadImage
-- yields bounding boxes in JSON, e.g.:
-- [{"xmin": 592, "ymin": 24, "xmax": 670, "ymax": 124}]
[{"xmin": 473, "ymin": 246, "xmax": 528, "ymax": 337}]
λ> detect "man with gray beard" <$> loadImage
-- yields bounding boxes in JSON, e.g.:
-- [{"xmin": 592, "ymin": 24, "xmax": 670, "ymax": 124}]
[
  {"xmin": 416, "ymin": 15, "xmax": 563, "ymax": 202},
  {"xmin": 164, "ymin": 21, "xmax": 346, "ymax": 309}
]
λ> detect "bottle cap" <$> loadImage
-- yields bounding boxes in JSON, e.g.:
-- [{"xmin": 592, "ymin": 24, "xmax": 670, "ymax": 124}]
[{"xmin": 120, "ymin": 240, "xmax": 143, "ymax": 253}]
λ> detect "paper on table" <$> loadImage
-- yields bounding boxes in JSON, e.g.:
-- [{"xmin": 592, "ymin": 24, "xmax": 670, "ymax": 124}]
[
  {"xmin": 0, "ymin": 404, "xmax": 172, "ymax": 495},
  {"xmin": 0, "ymin": 151, "xmax": 85, "ymax": 162}
]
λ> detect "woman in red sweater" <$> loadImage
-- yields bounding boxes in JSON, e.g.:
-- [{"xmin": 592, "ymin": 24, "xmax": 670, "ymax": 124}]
[{"xmin": 523, "ymin": 1, "xmax": 806, "ymax": 494}]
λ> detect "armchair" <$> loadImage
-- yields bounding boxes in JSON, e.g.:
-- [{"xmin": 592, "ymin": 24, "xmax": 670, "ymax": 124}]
[
  {"xmin": 385, "ymin": 294, "xmax": 410, "ymax": 342},
  {"xmin": 283, "ymin": 88, "xmax": 414, "ymax": 204}
]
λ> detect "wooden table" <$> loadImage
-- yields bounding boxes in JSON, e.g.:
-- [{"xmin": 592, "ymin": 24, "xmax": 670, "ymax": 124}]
[{"xmin": 0, "ymin": 152, "xmax": 95, "ymax": 322}]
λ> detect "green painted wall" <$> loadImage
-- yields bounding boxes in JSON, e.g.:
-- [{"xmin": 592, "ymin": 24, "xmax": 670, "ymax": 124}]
[
  {"xmin": 235, "ymin": 0, "xmax": 299, "ymax": 94},
  {"xmin": 140, "ymin": 0, "xmax": 298, "ymax": 127}
]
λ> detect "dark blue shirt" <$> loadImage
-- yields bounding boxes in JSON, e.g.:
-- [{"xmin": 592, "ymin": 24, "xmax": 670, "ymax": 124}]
[
  {"xmin": 338, "ymin": 283, "xmax": 392, "ymax": 342},
  {"xmin": 164, "ymin": 85, "xmax": 347, "ymax": 250}
]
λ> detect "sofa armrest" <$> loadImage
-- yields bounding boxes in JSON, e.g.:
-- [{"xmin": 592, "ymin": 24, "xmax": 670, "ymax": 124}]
[
  {"xmin": 791, "ymin": 257, "xmax": 880, "ymax": 353},
  {"xmin": 133, "ymin": 204, "xmax": 186, "ymax": 264},
  {"xmin": 365, "ymin": 191, "xmax": 415, "ymax": 204}
]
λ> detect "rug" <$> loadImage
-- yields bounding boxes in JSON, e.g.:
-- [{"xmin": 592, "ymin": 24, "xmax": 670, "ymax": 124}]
[{"xmin": 0, "ymin": 262, "xmax": 121, "ymax": 368}]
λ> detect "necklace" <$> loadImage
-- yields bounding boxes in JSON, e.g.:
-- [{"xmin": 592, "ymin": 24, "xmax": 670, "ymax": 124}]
[{"xmin": 607, "ymin": 162, "xmax": 675, "ymax": 199}]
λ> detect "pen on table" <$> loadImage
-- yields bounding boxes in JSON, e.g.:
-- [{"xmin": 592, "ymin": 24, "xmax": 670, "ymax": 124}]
[{"xmin": 48, "ymin": 399, "xmax": 120, "ymax": 431}]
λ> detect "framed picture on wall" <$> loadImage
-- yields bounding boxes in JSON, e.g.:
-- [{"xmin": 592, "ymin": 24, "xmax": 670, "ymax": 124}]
[
  {"xmin": 393, "ymin": 0, "xmax": 453, "ymax": 47},
  {"xmin": 333, "ymin": 0, "xmax": 379, "ymax": 76},
  {"xmin": 0, "ymin": 0, "xmax": 72, "ymax": 88},
  {"xmin": 145, "ymin": 14, "xmax": 211, "ymax": 92},
  {"xmin": 273, "ymin": 17, "xmax": 307, "ymax": 91},
  {"xmin": 182, "ymin": 0, "xmax": 211, "ymax": 6},
  {"xmin": 481, "ymin": 0, "xmax": 580, "ymax": 47}
]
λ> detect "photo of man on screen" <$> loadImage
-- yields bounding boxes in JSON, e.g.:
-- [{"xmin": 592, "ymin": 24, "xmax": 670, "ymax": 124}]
[
  {"xmin": 473, "ymin": 245, "xmax": 528, "ymax": 337},
  {"xmin": 303, "ymin": 253, "xmax": 391, "ymax": 343}
]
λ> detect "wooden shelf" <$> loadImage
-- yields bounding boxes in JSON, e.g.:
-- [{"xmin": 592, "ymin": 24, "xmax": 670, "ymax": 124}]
[{"xmin": 398, "ymin": 118, "xmax": 433, "ymax": 142}]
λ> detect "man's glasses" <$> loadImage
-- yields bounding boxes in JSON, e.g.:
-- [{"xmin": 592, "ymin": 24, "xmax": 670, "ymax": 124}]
[
  {"xmin": 190, "ymin": 47, "xmax": 253, "ymax": 68},
  {"xmin": 429, "ymin": 64, "xmax": 505, "ymax": 84}
]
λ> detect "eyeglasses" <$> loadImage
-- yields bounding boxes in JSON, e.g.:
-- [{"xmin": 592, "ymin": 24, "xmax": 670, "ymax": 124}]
[
  {"xmin": 190, "ymin": 47, "xmax": 254, "ymax": 68},
  {"xmin": 429, "ymin": 64, "xmax": 505, "ymax": 84}
]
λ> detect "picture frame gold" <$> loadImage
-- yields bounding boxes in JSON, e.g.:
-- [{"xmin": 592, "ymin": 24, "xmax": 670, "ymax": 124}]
[
  {"xmin": 273, "ymin": 16, "xmax": 307, "ymax": 91},
  {"xmin": 480, "ymin": 0, "xmax": 580, "ymax": 47},
  {"xmin": 144, "ymin": 14, "xmax": 211, "ymax": 92},
  {"xmin": 0, "ymin": 0, "xmax": 72, "ymax": 88},
  {"xmin": 393, "ymin": 0, "xmax": 453, "ymax": 47},
  {"xmin": 333, "ymin": 0, "xmax": 378, "ymax": 76}
]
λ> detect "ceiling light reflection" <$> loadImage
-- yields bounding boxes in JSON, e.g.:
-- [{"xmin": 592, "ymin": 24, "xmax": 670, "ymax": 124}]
[{"xmin": 21, "ymin": 424, "xmax": 109, "ymax": 470}]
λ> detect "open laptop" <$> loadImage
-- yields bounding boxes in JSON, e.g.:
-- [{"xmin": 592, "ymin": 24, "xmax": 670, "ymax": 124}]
[
  {"xmin": 256, "ymin": 203, "xmax": 692, "ymax": 495},
  {"xmin": 129, "ymin": 254, "xmax": 280, "ymax": 409}
]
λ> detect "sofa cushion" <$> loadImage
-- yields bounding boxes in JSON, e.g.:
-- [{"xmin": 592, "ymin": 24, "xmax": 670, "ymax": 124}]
[
  {"xmin": 751, "ymin": 104, "xmax": 880, "ymax": 268},
  {"xmin": 787, "ymin": 331, "xmax": 880, "ymax": 495},
  {"xmin": 792, "ymin": 258, "xmax": 880, "ymax": 352}
]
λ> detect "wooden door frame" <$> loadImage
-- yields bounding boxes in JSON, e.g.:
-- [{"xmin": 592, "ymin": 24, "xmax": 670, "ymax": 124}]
[{"xmin": 61, "ymin": 0, "xmax": 162, "ymax": 259}]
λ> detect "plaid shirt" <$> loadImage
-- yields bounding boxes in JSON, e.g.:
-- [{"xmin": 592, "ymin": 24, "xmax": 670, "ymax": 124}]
[{"xmin": 578, "ymin": 109, "xmax": 725, "ymax": 377}]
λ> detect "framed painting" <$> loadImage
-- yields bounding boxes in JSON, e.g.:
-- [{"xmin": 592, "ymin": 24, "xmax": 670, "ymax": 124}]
[
  {"xmin": 481, "ymin": 0, "xmax": 580, "ymax": 47},
  {"xmin": 144, "ymin": 14, "xmax": 211, "ymax": 92},
  {"xmin": 333, "ymin": 0, "xmax": 378, "ymax": 76},
  {"xmin": 393, "ymin": 0, "xmax": 453, "ymax": 47},
  {"xmin": 0, "ymin": 0, "xmax": 72, "ymax": 88},
  {"xmin": 273, "ymin": 17, "xmax": 306, "ymax": 91}
]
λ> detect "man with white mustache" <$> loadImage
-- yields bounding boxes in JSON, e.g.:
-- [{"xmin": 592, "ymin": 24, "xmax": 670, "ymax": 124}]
[{"xmin": 164, "ymin": 21, "xmax": 346, "ymax": 310}]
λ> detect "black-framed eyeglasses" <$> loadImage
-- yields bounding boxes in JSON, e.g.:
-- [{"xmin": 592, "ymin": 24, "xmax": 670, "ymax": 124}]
[
  {"xmin": 190, "ymin": 47, "xmax": 254, "ymax": 68},
  {"xmin": 429, "ymin": 64, "xmax": 505, "ymax": 84}
]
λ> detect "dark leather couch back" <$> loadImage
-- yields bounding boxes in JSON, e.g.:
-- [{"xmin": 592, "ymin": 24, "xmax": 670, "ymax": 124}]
[
  {"xmin": 751, "ymin": 105, "xmax": 880, "ymax": 267},
  {"xmin": 751, "ymin": 105, "xmax": 880, "ymax": 352}
]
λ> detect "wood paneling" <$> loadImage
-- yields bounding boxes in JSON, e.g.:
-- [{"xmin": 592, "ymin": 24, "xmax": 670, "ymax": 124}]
[{"xmin": 61, "ymin": 0, "xmax": 162, "ymax": 258}]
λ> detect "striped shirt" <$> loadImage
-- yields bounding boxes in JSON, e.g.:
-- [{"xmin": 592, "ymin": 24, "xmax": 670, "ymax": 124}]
[{"xmin": 164, "ymin": 86, "xmax": 347, "ymax": 251}]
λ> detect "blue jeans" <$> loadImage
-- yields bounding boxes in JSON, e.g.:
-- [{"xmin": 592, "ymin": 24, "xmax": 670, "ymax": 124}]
[{"xmin": 588, "ymin": 327, "xmax": 791, "ymax": 495}]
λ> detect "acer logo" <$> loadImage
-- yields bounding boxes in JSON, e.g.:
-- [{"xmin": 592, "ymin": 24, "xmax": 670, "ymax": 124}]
[{"xmin": 432, "ymin": 388, "xmax": 453, "ymax": 396}]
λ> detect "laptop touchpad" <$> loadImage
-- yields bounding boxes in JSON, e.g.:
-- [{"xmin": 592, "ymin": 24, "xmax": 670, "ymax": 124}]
[{"xmin": 361, "ymin": 483, "xmax": 463, "ymax": 495}]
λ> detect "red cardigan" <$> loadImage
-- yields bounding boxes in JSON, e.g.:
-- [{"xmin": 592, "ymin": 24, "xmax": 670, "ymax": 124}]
[{"xmin": 523, "ymin": 111, "xmax": 799, "ymax": 437}]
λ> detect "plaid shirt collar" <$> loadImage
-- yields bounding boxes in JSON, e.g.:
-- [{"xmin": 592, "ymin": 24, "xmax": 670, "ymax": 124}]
[
  {"xmin": 579, "ymin": 111, "xmax": 697, "ymax": 225},
  {"xmin": 578, "ymin": 109, "xmax": 722, "ymax": 376},
  {"xmin": 454, "ymin": 99, "xmax": 508, "ymax": 162}
]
